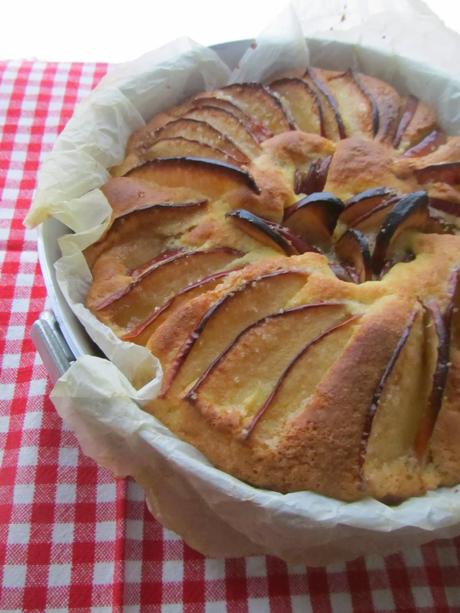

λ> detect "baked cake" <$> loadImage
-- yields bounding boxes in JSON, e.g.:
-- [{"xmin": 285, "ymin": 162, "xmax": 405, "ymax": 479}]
[{"xmin": 85, "ymin": 67, "xmax": 460, "ymax": 502}]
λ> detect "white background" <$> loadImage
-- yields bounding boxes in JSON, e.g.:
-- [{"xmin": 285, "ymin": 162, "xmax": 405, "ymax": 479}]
[{"xmin": 2, "ymin": 0, "xmax": 460, "ymax": 63}]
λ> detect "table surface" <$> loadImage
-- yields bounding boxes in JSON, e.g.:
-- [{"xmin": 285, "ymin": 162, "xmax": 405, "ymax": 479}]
[{"xmin": 1, "ymin": 58, "xmax": 460, "ymax": 612}]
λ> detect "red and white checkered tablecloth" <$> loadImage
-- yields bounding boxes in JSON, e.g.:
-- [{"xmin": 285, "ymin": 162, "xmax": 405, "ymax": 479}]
[{"xmin": 1, "ymin": 58, "xmax": 460, "ymax": 612}]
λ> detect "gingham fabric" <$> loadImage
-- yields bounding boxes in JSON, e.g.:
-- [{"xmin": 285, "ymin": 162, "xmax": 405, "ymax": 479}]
[{"xmin": 1, "ymin": 59, "xmax": 460, "ymax": 612}]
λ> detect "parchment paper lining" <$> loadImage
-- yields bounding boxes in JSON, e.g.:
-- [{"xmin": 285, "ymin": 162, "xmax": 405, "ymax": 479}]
[{"xmin": 26, "ymin": 0, "xmax": 460, "ymax": 564}]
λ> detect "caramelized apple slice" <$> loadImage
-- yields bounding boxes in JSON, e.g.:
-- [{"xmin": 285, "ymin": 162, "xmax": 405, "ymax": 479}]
[
  {"xmin": 147, "ymin": 118, "xmax": 248, "ymax": 163},
  {"xmin": 429, "ymin": 198, "xmax": 460, "ymax": 217},
  {"xmin": 335, "ymin": 229, "xmax": 372, "ymax": 284},
  {"xmin": 427, "ymin": 269, "xmax": 460, "ymax": 484},
  {"xmin": 394, "ymin": 95, "xmax": 438, "ymax": 151},
  {"xmin": 85, "ymin": 200, "xmax": 209, "ymax": 307},
  {"xmin": 128, "ymin": 157, "xmax": 260, "ymax": 198},
  {"xmin": 157, "ymin": 269, "xmax": 308, "ymax": 394},
  {"xmin": 209, "ymin": 83, "xmax": 292, "ymax": 134},
  {"xmin": 93, "ymin": 248, "xmax": 241, "ymax": 337},
  {"xmin": 187, "ymin": 303, "xmax": 351, "ymax": 430},
  {"xmin": 414, "ymin": 301, "xmax": 450, "ymax": 459},
  {"xmin": 269, "ymin": 78, "xmax": 324, "ymax": 135},
  {"xmin": 314, "ymin": 69, "xmax": 375, "ymax": 138},
  {"xmin": 183, "ymin": 106, "xmax": 260, "ymax": 158},
  {"xmin": 227, "ymin": 209, "xmax": 317, "ymax": 255},
  {"xmin": 402, "ymin": 130, "xmax": 446, "ymax": 158},
  {"xmin": 340, "ymin": 187, "xmax": 396, "ymax": 227},
  {"xmin": 371, "ymin": 191, "xmax": 429, "ymax": 275},
  {"xmin": 393, "ymin": 95, "xmax": 419, "ymax": 148},
  {"xmin": 146, "ymin": 137, "xmax": 241, "ymax": 165},
  {"xmin": 415, "ymin": 161, "xmax": 460, "ymax": 186},
  {"xmin": 357, "ymin": 73, "xmax": 402, "ymax": 142},
  {"xmin": 294, "ymin": 156, "xmax": 331, "ymax": 195},
  {"xmin": 303, "ymin": 68, "xmax": 346, "ymax": 140},
  {"xmin": 363, "ymin": 306, "xmax": 426, "ymax": 500},
  {"xmin": 189, "ymin": 96, "xmax": 271, "ymax": 142},
  {"xmin": 100, "ymin": 176, "xmax": 206, "ymax": 221},
  {"xmin": 123, "ymin": 269, "xmax": 236, "ymax": 345},
  {"xmin": 284, "ymin": 192, "xmax": 344, "ymax": 249},
  {"xmin": 350, "ymin": 198, "xmax": 397, "ymax": 234}
]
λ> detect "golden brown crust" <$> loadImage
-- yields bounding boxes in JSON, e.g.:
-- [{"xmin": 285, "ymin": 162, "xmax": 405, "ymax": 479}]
[{"xmin": 325, "ymin": 137, "xmax": 418, "ymax": 200}]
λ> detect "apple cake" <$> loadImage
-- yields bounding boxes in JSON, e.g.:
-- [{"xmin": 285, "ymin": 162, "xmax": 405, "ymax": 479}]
[{"xmin": 85, "ymin": 67, "xmax": 460, "ymax": 502}]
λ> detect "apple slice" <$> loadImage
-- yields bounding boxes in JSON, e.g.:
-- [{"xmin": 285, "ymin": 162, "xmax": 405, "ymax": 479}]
[
  {"xmin": 128, "ymin": 157, "xmax": 260, "ymax": 198},
  {"xmin": 402, "ymin": 130, "xmax": 446, "ymax": 158},
  {"xmin": 393, "ymin": 95, "xmax": 419, "ymax": 148},
  {"xmin": 328, "ymin": 262, "xmax": 355, "ymax": 283},
  {"xmin": 182, "ymin": 106, "xmax": 260, "ymax": 158},
  {"xmin": 303, "ymin": 68, "xmax": 346, "ymax": 140},
  {"xmin": 335, "ymin": 229, "xmax": 372, "ymax": 284},
  {"xmin": 146, "ymin": 118, "xmax": 248, "ymax": 163},
  {"xmin": 371, "ymin": 191, "xmax": 429, "ymax": 275},
  {"xmin": 356, "ymin": 73, "xmax": 402, "ymax": 142},
  {"xmin": 340, "ymin": 187, "xmax": 396, "ymax": 227},
  {"xmin": 394, "ymin": 95, "xmax": 438, "ymax": 151},
  {"xmin": 294, "ymin": 156, "xmax": 332, "ymax": 195},
  {"xmin": 269, "ymin": 78, "xmax": 324, "ymax": 135},
  {"xmin": 284, "ymin": 192, "xmax": 344, "ymax": 249},
  {"xmin": 185, "ymin": 303, "xmax": 352, "ymax": 433},
  {"xmin": 415, "ymin": 161, "xmax": 460, "ymax": 185},
  {"xmin": 212, "ymin": 83, "xmax": 293, "ymax": 134},
  {"xmin": 157, "ymin": 269, "xmax": 309, "ymax": 395},
  {"xmin": 122, "ymin": 269, "xmax": 237, "ymax": 345},
  {"xmin": 238, "ymin": 314, "xmax": 360, "ymax": 440},
  {"xmin": 429, "ymin": 198, "xmax": 460, "ymax": 218},
  {"xmin": 361, "ymin": 307, "xmax": 419, "ymax": 455},
  {"xmin": 186, "ymin": 96, "xmax": 271, "ymax": 142},
  {"xmin": 100, "ymin": 176, "xmax": 207, "ymax": 221},
  {"xmin": 226, "ymin": 209, "xmax": 317, "ymax": 255},
  {"xmin": 363, "ymin": 306, "xmax": 426, "ymax": 500},
  {"xmin": 92, "ymin": 248, "xmax": 241, "ymax": 337},
  {"xmin": 84, "ymin": 199, "xmax": 210, "ymax": 304},
  {"xmin": 414, "ymin": 301, "xmax": 450, "ymax": 459},
  {"xmin": 350, "ymin": 198, "xmax": 398, "ymax": 234},
  {"xmin": 314, "ymin": 69, "xmax": 375, "ymax": 138},
  {"xmin": 426, "ymin": 269, "xmax": 460, "ymax": 484},
  {"xmin": 146, "ymin": 137, "xmax": 241, "ymax": 166}
]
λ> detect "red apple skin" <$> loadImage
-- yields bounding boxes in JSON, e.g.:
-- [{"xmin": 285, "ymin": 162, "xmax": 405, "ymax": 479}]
[
  {"xmin": 285, "ymin": 192, "xmax": 344, "ymax": 229},
  {"xmin": 402, "ymin": 130, "xmax": 446, "ymax": 158},
  {"xmin": 415, "ymin": 161, "xmax": 460, "ymax": 186},
  {"xmin": 429, "ymin": 198, "xmax": 460, "ymax": 218},
  {"xmin": 305, "ymin": 68, "xmax": 347, "ymax": 139},
  {"xmin": 393, "ymin": 95, "xmax": 418, "ymax": 148},
  {"xmin": 360, "ymin": 307, "xmax": 418, "ymax": 462},
  {"xmin": 350, "ymin": 70, "xmax": 379, "ymax": 137},
  {"xmin": 341, "ymin": 187, "xmax": 395, "ymax": 227},
  {"xmin": 227, "ymin": 209, "xmax": 318, "ymax": 256},
  {"xmin": 128, "ymin": 156, "xmax": 261, "ymax": 194},
  {"xmin": 335, "ymin": 229, "xmax": 372, "ymax": 284},
  {"xmin": 414, "ymin": 301, "xmax": 450, "ymax": 459},
  {"xmin": 371, "ymin": 191, "xmax": 429, "ymax": 275},
  {"xmin": 294, "ymin": 156, "xmax": 332, "ymax": 195},
  {"xmin": 284, "ymin": 192, "xmax": 344, "ymax": 250}
]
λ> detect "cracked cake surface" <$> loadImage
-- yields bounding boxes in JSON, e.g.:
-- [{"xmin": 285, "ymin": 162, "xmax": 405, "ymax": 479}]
[{"xmin": 85, "ymin": 66, "xmax": 460, "ymax": 502}]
